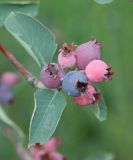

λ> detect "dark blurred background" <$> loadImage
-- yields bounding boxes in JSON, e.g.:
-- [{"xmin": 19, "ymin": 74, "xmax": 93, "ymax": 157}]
[{"xmin": 0, "ymin": 0, "xmax": 133, "ymax": 159}]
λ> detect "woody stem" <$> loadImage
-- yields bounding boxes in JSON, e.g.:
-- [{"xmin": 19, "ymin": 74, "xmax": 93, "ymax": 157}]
[{"xmin": 0, "ymin": 44, "xmax": 45, "ymax": 89}]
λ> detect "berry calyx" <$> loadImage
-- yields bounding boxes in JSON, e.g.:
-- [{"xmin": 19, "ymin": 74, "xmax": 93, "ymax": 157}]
[
  {"xmin": 59, "ymin": 42, "xmax": 74, "ymax": 56},
  {"xmin": 73, "ymin": 84, "xmax": 100, "ymax": 106},
  {"xmin": 58, "ymin": 42, "xmax": 76, "ymax": 69},
  {"xmin": 75, "ymin": 38, "xmax": 101, "ymax": 70},
  {"xmin": 85, "ymin": 60, "xmax": 114, "ymax": 83},
  {"xmin": 40, "ymin": 63, "xmax": 64, "ymax": 89}
]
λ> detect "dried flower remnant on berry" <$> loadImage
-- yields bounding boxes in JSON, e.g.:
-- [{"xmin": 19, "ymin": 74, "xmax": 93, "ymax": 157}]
[
  {"xmin": 76, "ymin": 81, "xmax": 88, "ymax": 93},
  {"xmin": 58, "ymin": 42, "xmax": 76, "ymax": 69},
  {"xmin": 59, "ymin": 42, "xmax": 74, "ymax": 56},
  {"xmin": 104, "ymin": 67, "xmax": 114, "ymax": 80},
  {"xmin": 73, "ymin": 84, "xmax": 100, "ymax": 106},
  {"xmin": 40, "ymin": 63, "xmax": 64, "ymax": 89}
]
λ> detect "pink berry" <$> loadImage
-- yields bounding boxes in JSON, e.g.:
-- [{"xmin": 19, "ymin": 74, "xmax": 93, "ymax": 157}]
[
  {"xmin": 30, "ymin": 137, "xmax": 65, "ymax": 160},
  {"xmin": 30, "ymin": 144, "xmax": 44, "ymax": 160},
  {"xmin": 0, "ymin": 72, "xmax": 20, "ymax": 85},
  {"xmin": 49, "ymin": 152, "xmax": 66, "ymax": 160},
  {"xmin": 44, "ymin": 137, "xmax": 61, "ymax": 153},
  {"xmin": 40, "ymin": 63, "xmax": 64, "ymax": 89},
  {"xmin": 58, "ymin": 42, "xmax": 76, "ymax": 69},
  {"xmin": 85, "ymin": 60, "xmax": 114, "ymax": 83},
  {"xmin": 75, "ymin": 38, "xmax": 101, "ymax": 70},
  {"xmin": 73, "ymin": 84, "xmax": 100, "ymax": 106}
]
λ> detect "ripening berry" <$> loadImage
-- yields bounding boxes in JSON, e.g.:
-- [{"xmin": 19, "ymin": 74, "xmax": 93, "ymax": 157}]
[
  {"xmin": 73, "ymin": 84, "xmax": 100, "ymax": 106},
  {"xmin": 85, "ymin": 60, "xmax": 114, "ymax": 83},
  {"xmin": 49, "ymin": 152, "xmax": 66, "ymax": 160},
  {"xmin": 0, "ymin": 72, "xmax": 20, "ymax": 86},
  {"xmin": 30, "ymin": 137, "xmax": 65, "ymax": 160},
  {"xmin": 0, "ymin": 83, "xmax": 14, "ymax": 105},
  {"xmin": 62, "ymin": 71, "xmax": 88, "ymax": 96},
  {"xmin": 44, "ymin": 137, "xmax": 61, "ymax": 153},
  {"xmin": 75, "ymin": 38, "xmax": 101, "ymax": 70},
  {"xmin": 40, "ymin": 63, "xmax": 64, "ymax": 89},
  {"xmin": 58, "ymin": 42, "xmax": 76, "ymax": 69}
]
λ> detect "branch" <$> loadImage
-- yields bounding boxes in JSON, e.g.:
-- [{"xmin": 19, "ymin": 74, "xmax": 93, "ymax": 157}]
[
  {"xmin": 0, "ymin": 44, "xmax": 45, "ymax": 89},
  {"xmin": 15, "ymin": 144, "xmax": 34, "ymax": 160},
  {"xmin": 2, "ymin": 127, "xmax": 34, "ymax": 160}
]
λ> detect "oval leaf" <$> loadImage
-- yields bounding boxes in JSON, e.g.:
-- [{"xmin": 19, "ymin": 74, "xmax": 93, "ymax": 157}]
[
  {"xmin": 29, "ymin": 89, "xmax": 66, "ymax": 147},
  {"xmin": 5, "ymin": 12, "xmax": 57, "ymax": 67},
  {"xmin": 94, "ymin": 0, "xmax": 114, "ymax": 4},
  {"xmin": 0, "ymin": 1, "xmax": 39, "ymax": 27},
  {"xmin": 0, "ymin": 106, "xmax": 24, "ymax": 143}
]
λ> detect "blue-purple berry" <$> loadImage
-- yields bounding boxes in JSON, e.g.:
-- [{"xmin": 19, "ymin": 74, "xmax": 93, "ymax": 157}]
[
  {"xmin": 0, "ymin": 83, "xmax": 14, "ymax": 105},
  {"xmin": 62, "ymin": 71, "xmax": 88, "ymax": 96}
]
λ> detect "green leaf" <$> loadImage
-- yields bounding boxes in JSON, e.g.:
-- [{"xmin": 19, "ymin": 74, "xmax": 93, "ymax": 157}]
[
  {"xmin": 94, "ymin": 95, "xmax": 107, "ymax": 122},
  {"xmin": 0, "ymin": 1, "xmax": 39, "ymax": 27},
  {"xmin": 4, "ymin": 12, "xmax": 57, "ymax": 67},
  {"xmin": 0, "ymin": 106, "xmax": 24, "ymax": 144},
  {"xmin": 29, "ymin": 89, "xmax": 66, "ymax": 146},
  {"xmin": 0, "ymin": 0, "xmax": 38, "ymax": 4},
  {"xmin": 94, "ymin": 0, "xmax": 114, "ymax": 4}
]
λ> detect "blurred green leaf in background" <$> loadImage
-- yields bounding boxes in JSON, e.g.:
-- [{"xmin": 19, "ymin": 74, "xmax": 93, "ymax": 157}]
[
  {"xmin": 94, "ymin": 0, "xmax": 114, "ymax": 5},
  {"xmin": 0, "ymin": 0, "xmax": 39, "ymax": 27},
  {"xmin": 0, "ymin": 106, "xmax": 24, "ymax": 144}
]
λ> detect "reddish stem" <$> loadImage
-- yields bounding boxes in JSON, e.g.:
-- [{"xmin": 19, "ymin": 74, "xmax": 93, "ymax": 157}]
[
  {"xmin": 0, "ymin": 44, "xmax": 45, "ymax": 89},
  {"xmin": 0, "ymin": 44, "xmax": 32, "ymax": 79}
]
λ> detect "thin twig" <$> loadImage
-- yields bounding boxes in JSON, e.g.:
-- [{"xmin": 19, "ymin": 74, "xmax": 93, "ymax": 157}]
[
  {"xmin": 2, "ymin": 127, "xmax": 34, "ymax": 160},
  {"xmin": 0, "ymin": 44, "xmax": 45, "ymax": 89},
  {"xmin": 15, "ymin": 144, "xmax": 34, "ymax": 160}
]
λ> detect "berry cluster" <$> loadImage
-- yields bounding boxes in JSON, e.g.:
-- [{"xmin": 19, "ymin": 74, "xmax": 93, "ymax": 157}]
[
  {"xmin": 0, "ymin": 72, "xmax": 20, "ymax": 105},
  {"xmin": 40, "ymin": 39, "xmax": 114, "ymax": 106}
]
